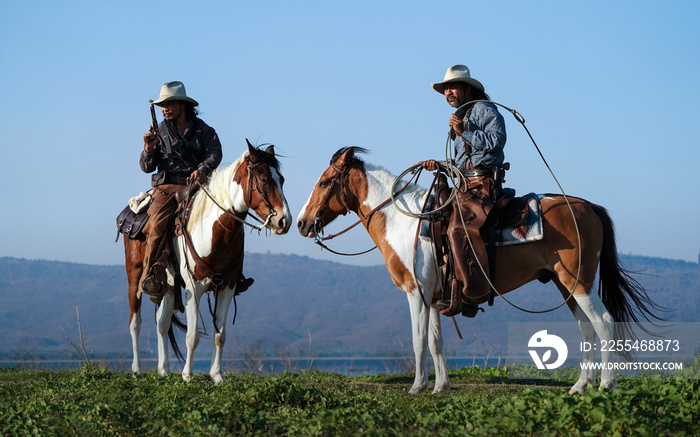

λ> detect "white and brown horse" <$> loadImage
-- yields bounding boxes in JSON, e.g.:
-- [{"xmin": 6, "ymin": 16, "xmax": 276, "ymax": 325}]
[
  {"xmin": 125, "ymin": 142, "xmax": 291, "ymax": 383},
  {"xmin": 296, "ymin": 147, "xmax": 666, "ymax": 394}
]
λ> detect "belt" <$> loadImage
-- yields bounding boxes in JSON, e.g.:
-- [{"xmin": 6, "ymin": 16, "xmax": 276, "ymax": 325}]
[
  {"xmin": 462, "ymin": 168, "xmax": 494, "ymax": 178},
  {"xmin": 164, "ymin": 174, "xmax": 189, "ymax": 185}
]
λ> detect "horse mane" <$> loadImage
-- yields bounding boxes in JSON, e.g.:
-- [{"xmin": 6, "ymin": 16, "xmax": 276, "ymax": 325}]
[
  {"xmin": 186, "ymin": 152, "xmax": 248, "ymax": 233},
  {"xmin": 331, "ymin": 146, "xmax": 369, "ymax": 165},
  {"xmin": 252, "ymin": 144, "xmax": 283, "ymax": 173}
]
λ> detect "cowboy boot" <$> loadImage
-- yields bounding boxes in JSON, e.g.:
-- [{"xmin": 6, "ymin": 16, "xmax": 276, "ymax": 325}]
[
  {"xmin": 441, "ymin": 182, "xmax": 493, "ymax": 317},
  {"xmin": 458, "ymin": 175, "xmax": 494, "ymax": 299},
  {"xmin": 140, "ymin": 261, "xmax": 167, "ymax": 296},
  {"xmin": 437, "ymin": 275, "xmax": 463, "ymax": 317},
  {"xmin": 235, "ymin": 273, "xmax": 255, "ymax": 295},
  {"xmin": 139, "ymin": 240, "xmax": 172, "ymax": 298},
  {"xmin": 448, "ymin": 226, "xmax": 490, "ymax": 315}
]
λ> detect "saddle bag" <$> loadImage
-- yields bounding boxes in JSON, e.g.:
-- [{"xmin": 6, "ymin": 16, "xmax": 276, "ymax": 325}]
[{"xmin": 115, "ymin": 205, "xmax": 149, "ymax": 241}]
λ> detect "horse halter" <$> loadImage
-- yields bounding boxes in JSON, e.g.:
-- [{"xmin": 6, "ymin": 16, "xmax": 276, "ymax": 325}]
[
  {"xmin": 244, "ymin": 158, "xmax": 279, "ymax": 226},
  {"xmin": 194, "ymin": 155, "xmax": 279, "ymax": 232},
  {"xmin": 312, "ymin": 162, "xmax": 353, "ymax": 234}
]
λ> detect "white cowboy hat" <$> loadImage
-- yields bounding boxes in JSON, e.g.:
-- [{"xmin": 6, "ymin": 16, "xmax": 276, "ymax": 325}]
[
  {"xmin": 149, "ymin": 81, "xmax": 199, "ymax": 106},
  {"xmin": 431, "ymin": 64, "xmax": 484, "ymax": 94}
]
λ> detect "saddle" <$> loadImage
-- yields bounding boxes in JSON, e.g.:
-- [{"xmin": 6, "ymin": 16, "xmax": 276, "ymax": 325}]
[
  {"xmin": 422, "ymin": 168, "xmax": 539, "ymax": 315},
  {"xmin": 483, "ymin": 188, "xmax": 529, "ymax": 232},
  {"xmin": 115, "ymin": 185, "xmax": 199, "ymax": 243}
]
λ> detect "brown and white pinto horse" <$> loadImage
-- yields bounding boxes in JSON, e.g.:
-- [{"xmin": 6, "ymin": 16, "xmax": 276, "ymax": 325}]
[
  {"xmin": 125, "ymin": 142, "xmax": 291, "ymax": 383},
  {"xmin": 297, "ymin": 147, "xmax": 666, "ymax": 394}
]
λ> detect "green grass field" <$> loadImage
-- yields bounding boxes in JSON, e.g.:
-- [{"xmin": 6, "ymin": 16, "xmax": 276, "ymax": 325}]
[{"xmin": 1, "ymin": 366, "xmax": 697, "ymax": 436}]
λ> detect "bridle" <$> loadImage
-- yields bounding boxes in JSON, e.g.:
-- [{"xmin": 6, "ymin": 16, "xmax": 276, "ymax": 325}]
[
  {"xmin": 197, "ymin": 156, "xmax": 279, "ymax": 232},
  {"xmin": 180, "ymin": 154, "xmax": 282, "ymax": 332},
  {"xmin": 311, "ymin": 161, "xmax": 416, "ymax": 256}
]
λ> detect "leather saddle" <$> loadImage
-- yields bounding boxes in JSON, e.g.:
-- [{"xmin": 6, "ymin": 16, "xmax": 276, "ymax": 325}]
[{"xmin": 483, "ymin": 188, "xmax": 530, "ymax": 233}]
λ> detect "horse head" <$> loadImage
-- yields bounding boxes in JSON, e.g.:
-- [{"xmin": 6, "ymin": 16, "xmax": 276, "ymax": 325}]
[
  {"xmin": 297, "ymin": 146, "xmax": 368, "ymax": 238},
  {"xmin": 238, "ymin": 139, "xmax": 292, "ymax": 234}
]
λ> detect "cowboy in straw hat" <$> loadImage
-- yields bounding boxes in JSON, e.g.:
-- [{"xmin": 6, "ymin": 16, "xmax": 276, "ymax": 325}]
[
  {"xmin": 422, "ymin": 65, "xmax": 508, "ymax": 318},
  {"xmin": 138, "ymin": 81, "xmax": 255, "ymax": 300},
  {"xmin": 138, "ymin": 81, "xmax": 227, "ymax": 301},
  {"xmin": 150, "ymin": 81, "xmax": 200, "ymax": 107}
]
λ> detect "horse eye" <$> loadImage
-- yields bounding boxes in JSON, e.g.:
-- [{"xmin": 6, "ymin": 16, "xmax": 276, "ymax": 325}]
[{"xmin": 319, "ymin": 180, "xmax": 330, "ymax": 188}]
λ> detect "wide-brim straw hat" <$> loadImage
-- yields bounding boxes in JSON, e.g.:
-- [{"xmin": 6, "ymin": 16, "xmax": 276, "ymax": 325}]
[
  {"xmin": 149, "ymin": 81, "xmax": 199, "ymax": 106},
  {"xmin": 431, "ymin": 64, "xmax": 484, "ymax": 94}
]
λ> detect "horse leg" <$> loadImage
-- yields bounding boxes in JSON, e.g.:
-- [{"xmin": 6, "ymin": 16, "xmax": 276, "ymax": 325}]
[
  {"xmin": 567, "ymin": 300, "xmax": 597, "ymax": 395},
  {"xmin": 182, "ymin": 285, "xmax": 202, "ymax": 382},
  {"xmin": 428, "ymin": 304, "xmax": 450, "ymax": 393},
  {"xmin": 209, "ymin": 287, "xmax": 235, "ymax": 384},
  {"xmin": 155, "ymin": 289, "xmax": 175, "ymax": 376},
  {"xmin": 554, "ymin": 272, "xmax": 616, "ymax": 394},
  {"xmin": 129, "ymin": 305, "xmax": 142, "ymax": 374},
  {"xmin": 407, "ymin": 292, "xmax": 431, "ymax": 394},
  {"xmin": 573, "ymin": 293, "xmax": 616, "ymax": 391},
  {"xmin": 126, "ymin": 238, "xmax": 145, "ymax": 375}
]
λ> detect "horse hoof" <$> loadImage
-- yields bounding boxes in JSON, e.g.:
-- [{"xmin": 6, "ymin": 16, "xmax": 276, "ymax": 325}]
[
  {"xmin": 211, "ymin": 373, "xmax": 225, "ymax": 384},
  {"xmin": 569, "ymin": 379, "xmax": 591, "ymax": 395},
  {"xmin": 599, "ymin": 380, "xmax": 616, "ymax": 391},
  {"xmin": 409, "ymin": 384, "xmax": 428, "ymax": 395},
  {"xmin": 432, "ymin": 384, "xmax": 450, "ymax": 394}
]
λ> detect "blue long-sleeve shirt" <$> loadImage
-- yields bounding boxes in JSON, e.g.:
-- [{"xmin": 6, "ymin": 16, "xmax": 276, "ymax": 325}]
[{"xmin": 453, "ymin": 101, "xmax": 506, "ymax": 169}]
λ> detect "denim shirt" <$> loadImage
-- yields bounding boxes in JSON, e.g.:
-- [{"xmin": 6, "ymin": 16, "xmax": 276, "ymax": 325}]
[{"xmin": 453, "ymin": 101, "xmax": 506, "ymax": 169}]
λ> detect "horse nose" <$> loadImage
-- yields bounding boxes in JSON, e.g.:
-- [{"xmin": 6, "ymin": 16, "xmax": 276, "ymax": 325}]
[
  {"xmin": 297, "ymin": 218, "xmax": 306, "ymax": 235},
  {"xmin": 277, "ymin": 215, "xmax": 289, "ymax": 232}
]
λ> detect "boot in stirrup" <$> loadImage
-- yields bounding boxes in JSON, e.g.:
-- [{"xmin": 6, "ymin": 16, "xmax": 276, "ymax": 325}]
[
  {"xmin": 235, "ymin": 273, "xmax": 254, "ymax": 295},
  {"xmin": 140, "ymin": 262, "xmax": 167, "ymax": 298}
]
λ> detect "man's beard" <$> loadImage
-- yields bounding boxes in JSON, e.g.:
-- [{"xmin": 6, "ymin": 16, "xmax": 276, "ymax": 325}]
[{"xmin": 447, "ymin": 97, "xmax": 463, "ymax": 108}]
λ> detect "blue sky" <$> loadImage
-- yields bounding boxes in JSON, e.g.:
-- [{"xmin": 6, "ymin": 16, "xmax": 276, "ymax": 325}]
[{"xmin": 1, "ymin": 1, "xmax": 698, "ymax": 266}]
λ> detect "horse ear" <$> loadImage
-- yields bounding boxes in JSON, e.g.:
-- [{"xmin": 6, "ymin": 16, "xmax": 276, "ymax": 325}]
[
  {"xmin": 246, "ymin": 139, "xmax": 256, "ymax": 157},
  {"xmin": 265, "ymin": 145, "xmax": 275, "ymax": 156},
  {"xmin": 336, "ymin": 147, "xmax": 355, "ymax": 166}
]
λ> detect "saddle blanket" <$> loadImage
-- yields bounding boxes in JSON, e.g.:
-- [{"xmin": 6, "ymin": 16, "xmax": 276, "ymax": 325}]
[
  {"xmin": 492, "ymin": 193, "xmax": 543, "ymax": 247},
  {"xmin": 419, "ymin": 192, "xmax": 544, "ymax": 247}
]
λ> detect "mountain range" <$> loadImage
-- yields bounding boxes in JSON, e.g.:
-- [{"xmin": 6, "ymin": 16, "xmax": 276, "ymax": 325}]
[{"xmin": 0, "ymin": 253, "xmax": 697, "ymax": 364}]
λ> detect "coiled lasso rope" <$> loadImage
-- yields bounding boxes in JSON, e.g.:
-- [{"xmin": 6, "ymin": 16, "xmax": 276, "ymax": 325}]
[{"xmin": 391, "ymin": 100, "xmax": 582, "ymax": 314}]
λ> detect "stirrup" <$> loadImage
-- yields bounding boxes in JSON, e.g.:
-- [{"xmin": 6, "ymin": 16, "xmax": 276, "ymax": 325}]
[
  {"xmin": 436, "ymin": 300, "xmax": 451, "ymax": 310},
  {"xmin": 140, "ymin": 275, "xmax": 162, "ymax": 297}
]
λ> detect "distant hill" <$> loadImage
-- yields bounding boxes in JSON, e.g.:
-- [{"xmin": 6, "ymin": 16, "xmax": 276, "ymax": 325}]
[{"xmin": 0, "ymin": 254, "xmax": 697, "ymax": 362}]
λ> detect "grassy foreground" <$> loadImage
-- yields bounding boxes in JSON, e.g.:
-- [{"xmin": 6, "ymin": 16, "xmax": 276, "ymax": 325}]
[{"xmin": 0, "ymin": 366, "xmax": 697, "ymax": 436}]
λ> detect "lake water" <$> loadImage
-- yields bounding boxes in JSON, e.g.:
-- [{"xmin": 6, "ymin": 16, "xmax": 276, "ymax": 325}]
[{"xmin": 1, "ymin": 356, "xmax": 503, "ymax": 376}]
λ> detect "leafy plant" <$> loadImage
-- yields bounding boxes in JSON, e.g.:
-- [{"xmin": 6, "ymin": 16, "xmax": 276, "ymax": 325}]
[{"xmin": 1, "ymin": 367, "xmax": 696, "ymax": 436}]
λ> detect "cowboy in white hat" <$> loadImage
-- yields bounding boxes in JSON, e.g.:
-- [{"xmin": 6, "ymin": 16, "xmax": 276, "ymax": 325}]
[
  {"xmin": 138, "ymin": 81, "xmax": 228, "ymax": 301},
  {"xmin": 422, "ymin": 65, "xmax": 508, "ymax": 318}
]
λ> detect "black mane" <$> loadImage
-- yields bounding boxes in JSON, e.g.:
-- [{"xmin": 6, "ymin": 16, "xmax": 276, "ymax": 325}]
[
  {"xmin": 250, "ymin": 143, "xmax": 282, "ymax": 172},
  {"xmin": 330, "ymin": 146, "xmax": 369, "ymax": 165}
]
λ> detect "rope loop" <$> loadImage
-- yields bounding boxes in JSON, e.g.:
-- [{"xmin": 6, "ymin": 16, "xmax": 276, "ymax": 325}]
[{"xmin": 389, "ymin": 99, "xmax": 583, "ymax": 314}]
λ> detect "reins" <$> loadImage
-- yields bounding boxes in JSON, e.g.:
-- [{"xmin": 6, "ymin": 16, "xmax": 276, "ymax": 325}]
[
  {"xmin": 195, "ymin": 167, "xmax": 277, "ymax": 233},
  {"xmin": 312, "ymin": 162, "xmax": 419, "ymax": 256},
  {"xmin": 180, "ymin": 156, "xmax": 278, "ymax": 332},
  {"xmin": 396, "ymin": 100, "xmax": 583, "ymax": 315}
]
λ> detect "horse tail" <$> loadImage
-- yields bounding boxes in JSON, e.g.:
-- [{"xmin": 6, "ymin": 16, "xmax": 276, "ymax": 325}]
[
  {"xmin": 592, "ymin": 204, "xmax": 673, "ymax": 339},
  {"xmin": 169, "ymin": 314, "xmax": 187, "ymax": 362}
]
